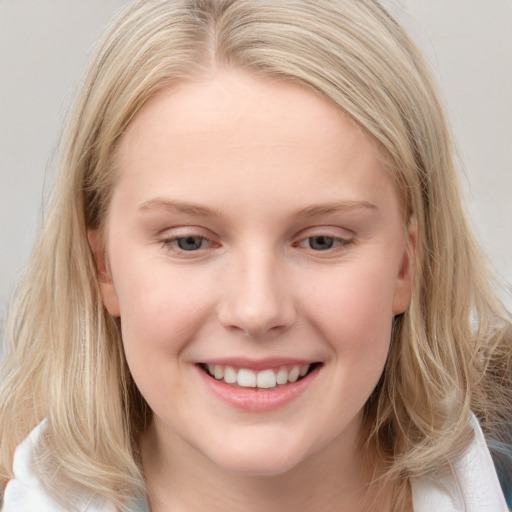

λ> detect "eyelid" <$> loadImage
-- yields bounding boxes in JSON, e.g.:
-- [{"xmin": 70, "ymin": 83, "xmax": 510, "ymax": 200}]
[
  {"xmin": 158, "ymin": 227, "xmax": 220, "ymax": 256},
  {"xmin": 160, "ymin": 235, "xmax": 219, "ymax": 258},
  {"xmin": 295, "ymin": 235, "xmax": 353, "ymax": 249},
  {"xmin": 295, "ymin": 225, "xmax": 355, "ymax": 240},
  {"xmin": 156, "ymin": 225, "xmax": 354, "ymax": 257},
  {"xmin": 293, "ymin": 226, "xmax": 355, "ymax": 253}
]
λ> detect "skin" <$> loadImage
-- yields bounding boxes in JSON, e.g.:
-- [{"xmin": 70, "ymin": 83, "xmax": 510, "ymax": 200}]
[{"xmin": 90, "ymin": 70, "xmax": 415, "ymax": 511}]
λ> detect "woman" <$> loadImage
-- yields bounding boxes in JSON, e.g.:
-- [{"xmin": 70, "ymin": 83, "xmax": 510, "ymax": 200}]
[{"xmin": 1, "ymin": 1, "xmax": 510, "ymax": 510}]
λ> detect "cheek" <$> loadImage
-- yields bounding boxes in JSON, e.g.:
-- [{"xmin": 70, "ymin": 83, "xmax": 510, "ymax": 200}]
[
  {"xmin": 113, "ymin": 270, "xmax": 214, "ymax": 411},
  {"xmin": 112, "ymin": 263, "xmax": 213, "ymax": 357},
  {"xmin": 301, "ymin": 262, "xmax": 396, "ymax": 395},
  {"xmin": 293, "ymin": 266, "xmax": 396, "ymax": 447},
  {"xmin": 304, "ymin": 264, "xmax": 396, "ymax": 342}
]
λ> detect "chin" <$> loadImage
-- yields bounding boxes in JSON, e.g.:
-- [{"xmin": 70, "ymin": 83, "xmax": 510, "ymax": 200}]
[
  {"xmin": 203, "ymin": 437, "xmax": 311, "ymax": 478},
  {"xmin": 218, "ymin": 456, "xmax": 303, "ymax": 478}
]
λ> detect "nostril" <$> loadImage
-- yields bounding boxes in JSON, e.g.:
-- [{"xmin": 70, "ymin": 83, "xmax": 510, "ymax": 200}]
[{"xmin": 216, "ymin": 280, "xmax": 297, "ymax": 338}]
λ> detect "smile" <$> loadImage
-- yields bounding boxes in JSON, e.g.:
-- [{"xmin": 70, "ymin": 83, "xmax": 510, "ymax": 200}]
[
  {"xmin": 196, "ymin": 361, "xmax": 322, "ymax": 411},
  {"xmin": 201, "ymin": 363, "xmax": 319, "ymax": 390}
]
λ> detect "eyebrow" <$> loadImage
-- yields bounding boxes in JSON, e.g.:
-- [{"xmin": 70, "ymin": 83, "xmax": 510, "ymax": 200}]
[
  {"xmin": 295, "ymin": 200, "xmax": 378, "ymax": 217},
  {"xmin": 138, "ymin": 197, "xmax": 378, "ymax": 217},
  {"xmin": 138, "ymin": 198, "xmax": 218, "ymax": 216}
]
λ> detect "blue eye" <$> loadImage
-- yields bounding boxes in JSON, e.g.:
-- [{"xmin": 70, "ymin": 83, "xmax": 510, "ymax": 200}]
[
  {"xmin": 174, "ymin": 236, "xmax": 206, "ymax": 251},
  {"xmin": 295, "ymin": 234, "xmax": 353, "ymax": 253},
  {"xmin": 307, "ymin": 236, "xmax": 336, "ymax": 251},
  {"xmin": 161, "ymin": 235, "xmax": 209, "ymax": 252}
]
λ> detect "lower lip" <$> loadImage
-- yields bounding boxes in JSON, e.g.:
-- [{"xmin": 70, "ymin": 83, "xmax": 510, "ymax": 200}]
[{"xmin": 197, "ymin": 365, "xmax": 320, "ymax": 412}]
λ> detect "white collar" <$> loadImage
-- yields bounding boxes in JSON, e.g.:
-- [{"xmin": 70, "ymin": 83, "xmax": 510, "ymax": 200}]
[
  {"xmin": 3, "ymin": 420, "xmax": 115, "ymax": 512},
  {"xmin": 411, "ymin": 414, "xmax": 508, "ymax": 511},
  {"xmin": 3, "ymin": 415, "xmax": 508, "ymax": 511}
]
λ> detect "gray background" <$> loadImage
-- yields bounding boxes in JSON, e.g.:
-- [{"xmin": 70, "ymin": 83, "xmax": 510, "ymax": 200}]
[{"xmin": 1, "ymin": 0, "xmax": 511, "ymax": 329}]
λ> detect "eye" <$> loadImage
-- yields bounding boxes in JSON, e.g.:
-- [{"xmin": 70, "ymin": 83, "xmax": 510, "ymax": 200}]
[
  {"xmin": 161, "ymin": 235, "xmax": 215, "ymax": 254},
  {"xmin": 175, "ymin": 236, "xmax": 207, "ymax": 251},
  {"xmin": 295, "ymin": 233, "xmax": 353, "ymax": 253},
  {"xmin": 307, "ymin": 235, "xmax": 336, "ymax": 251}
]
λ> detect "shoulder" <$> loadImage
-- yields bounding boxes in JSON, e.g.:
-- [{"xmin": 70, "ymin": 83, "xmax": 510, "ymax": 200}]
[
  {"xmin": 2, "ymin": 421, "xmax": 115, "ymax": 512},
  {"xmin": 411, "ymin": 414, "xmax": 509, "ymax": 512}
]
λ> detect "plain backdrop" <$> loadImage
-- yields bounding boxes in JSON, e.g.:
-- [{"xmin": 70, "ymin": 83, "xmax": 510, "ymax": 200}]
[{"xmin": 1, "ymin": 0, "xmax": 511, "ymax": 330}]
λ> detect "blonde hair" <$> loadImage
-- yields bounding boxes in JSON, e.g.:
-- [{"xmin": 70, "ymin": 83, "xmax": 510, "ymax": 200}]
[{"xmin": 1, "ymin": 0, "xmax": 511, "ymax": 509}]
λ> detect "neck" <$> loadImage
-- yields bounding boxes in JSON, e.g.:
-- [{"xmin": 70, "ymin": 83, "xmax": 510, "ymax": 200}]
[{"xmin": 139, "ymin": 418, "xmax": 393, "ymax": 512}]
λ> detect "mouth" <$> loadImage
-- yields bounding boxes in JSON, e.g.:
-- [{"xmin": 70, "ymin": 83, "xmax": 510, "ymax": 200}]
[{"xmin": 198, "ymin": 362, "xmax": 322, "ymax": 391}]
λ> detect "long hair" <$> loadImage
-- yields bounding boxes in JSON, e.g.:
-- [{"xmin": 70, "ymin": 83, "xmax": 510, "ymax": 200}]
[{"xmin": 1, "ymin": 1, "xmax": 510, "ymax": 509}]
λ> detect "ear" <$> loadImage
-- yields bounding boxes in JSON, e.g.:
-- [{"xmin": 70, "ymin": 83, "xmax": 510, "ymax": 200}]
[
  {"xmin": 88, "ymin": 230, "xmax": 121, "ymax": 317},
  {"xmin": 392, "ymin": 216, "xmax": 417, "ymax": 315}
]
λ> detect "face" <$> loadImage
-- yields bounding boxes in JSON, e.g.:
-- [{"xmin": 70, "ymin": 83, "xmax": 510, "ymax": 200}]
[{"xmin": 92, "ymin": 70, "xmax": 415, "ymax": 478}]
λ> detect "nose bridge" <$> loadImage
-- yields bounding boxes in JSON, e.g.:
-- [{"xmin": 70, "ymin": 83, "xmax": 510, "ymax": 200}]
[{"xmin": 218, "ymin": 242, "xmax": 295, "ymax": 337}]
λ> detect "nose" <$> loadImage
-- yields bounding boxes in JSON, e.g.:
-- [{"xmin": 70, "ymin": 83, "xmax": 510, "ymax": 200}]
[{"xmin": 217, "ymin": 247, "xmax": 297, "ymax": 339}]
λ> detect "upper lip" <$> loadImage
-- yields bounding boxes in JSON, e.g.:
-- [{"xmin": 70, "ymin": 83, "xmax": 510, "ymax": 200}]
[{"xmin": 198, "ymin": 357, "xmax": 320, "ymax": 371}]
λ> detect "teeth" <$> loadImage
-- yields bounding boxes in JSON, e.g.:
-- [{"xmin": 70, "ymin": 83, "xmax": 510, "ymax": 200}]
[
  {"xmin": 205, "ymin": 364, "xmax": 312, "ymax": 389},
  {"xmin": 256, "ymin": 369, "xmax": 277, "ymax": 389},
  {"xmin": 237, "ymin": 368, "xmax": 257, "ymax": 387},
  {"xmin": 214, "ymin": 365, "xmax": 224, "ymax": 380},
  {"xmin": 288, "ymin": 366, "xmax": 300, "ymax": 383},
  {"xmin": 224, "ymin": 366, "xmax": 237, "ymax": 384},
  {"xmin": 276, "ymin": 367, "xmax": 288, "ymax": 385}
]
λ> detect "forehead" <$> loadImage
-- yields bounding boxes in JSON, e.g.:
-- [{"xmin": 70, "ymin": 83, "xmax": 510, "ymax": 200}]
[
  {"xmin": 112, "ymin": 70, "xmax": 399, "ymax": 217},
  {"xmin": 118, "ymin": 70, "xmax": 382, "ymax": 153}
]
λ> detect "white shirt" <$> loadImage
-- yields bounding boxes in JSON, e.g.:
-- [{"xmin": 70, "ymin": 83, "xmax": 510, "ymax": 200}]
[
  {"xmin": 3, "ymin": 416, "xmax": 508, "ymax": 511},
  {"xmin": 411, "ymin": 415, "xmax": 508, "ymax": 511}
]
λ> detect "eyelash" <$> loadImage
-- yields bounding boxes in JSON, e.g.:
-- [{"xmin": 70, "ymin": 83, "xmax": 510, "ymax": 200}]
[
  {"xmin": 159, "ymin": 233, "xmax": 353, "ymax": 256},
  {"xmin": 160, "ymin": 235, "xmax": 217, "ymax": 255},
  {"xmin": 295, "ymin": 235, "xmax": 353, "ymax": 252}
]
